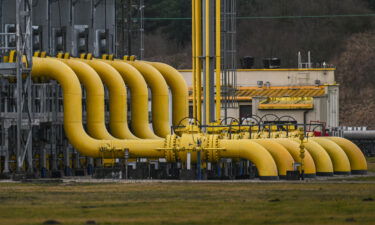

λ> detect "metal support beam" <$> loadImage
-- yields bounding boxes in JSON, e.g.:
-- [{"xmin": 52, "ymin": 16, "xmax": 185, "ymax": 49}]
[
  {"xmin": 2, "ymin": 122, "xmax": 10, "ymax": 173},
  {"xmin": 15, "ymin": 0, "xmax": 33, "ymax": 172}
]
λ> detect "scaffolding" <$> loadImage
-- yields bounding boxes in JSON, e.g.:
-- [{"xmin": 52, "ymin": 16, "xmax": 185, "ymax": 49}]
[
  {"xmin": 0, "ymin": 0, "xmax": 33, "ymax": 173},
  {"xmin": 221, "ymin": 0, "xmax": 237, "ymax": 119},
  {"xmin": 116, "ymin": 0, "xmax": 145, "ymax": 59},
  {"xmin": 0, "ymin": 0, "xmax": 146, "ymax": 176}
]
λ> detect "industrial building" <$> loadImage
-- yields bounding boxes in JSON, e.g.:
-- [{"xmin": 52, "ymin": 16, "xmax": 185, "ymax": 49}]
[
  {"xmin": 181, "ymin": 67, "xmax": 339, "ymax": 131},
  {"xmin": 0, "ymin": 0, "xmax": 368, "ymax": 180}
]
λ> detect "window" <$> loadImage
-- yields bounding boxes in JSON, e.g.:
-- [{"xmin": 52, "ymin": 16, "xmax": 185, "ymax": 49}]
[{"xmin": 239, "ymin": 105, "xmax": 252, "ymax": 119}]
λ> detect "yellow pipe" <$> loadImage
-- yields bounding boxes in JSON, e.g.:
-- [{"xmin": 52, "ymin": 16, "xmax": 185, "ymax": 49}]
[
  {"xmin": 147, "ymin": 62, "xmax": 189, "ymax": 127},
  {"xmin": 205, "ymin": 0, "xmax": 211, "ymax": 123},
  {"xmin": 103, "ymin": 60, "xmax": 160, "ymax": 139},
  {"xmin": 31, "ymin": 57, "xmax": 165, "ymax": 158},
  {"xmin": 219, "ymin": 139, "xmax": 278, "ymax": 179},
  {"xmin": 273, "ymin": 138, "xmax": 316, "ymax": 177},
  {"xmin": 311, "ymin": 138, "xmax": 351, "ymax": 174},
  {"xmin": 293, "ymin": 139, "xmax": 334, "ymax": 176},
  {"xmin": 60, "ymin": 59, "xmax": 116, "ymax": 140},
  {"xmin": 195, "ymin": 0, "xmax": 202, "ymax": 123},
  {"xmin": 80, "ymin": 59, "xmax": 138, "ymax": 139},
  {"xmin": 253, "ymin": 139, "xmax": 294, "ymax": 178},
  {"xmin": 325, "ymin": 137, "xmax": 367, "ymax": 174},
  {"xmin": 192, "ymin": 0, "xmax": 197, "ymax": 120},
  {"xmin": 215, "ymin": 0, "xmax": 221, "ymax": 120},
  {"xmin": 126, "ymin": 60, "xmax": 170, "ymax": 138}
]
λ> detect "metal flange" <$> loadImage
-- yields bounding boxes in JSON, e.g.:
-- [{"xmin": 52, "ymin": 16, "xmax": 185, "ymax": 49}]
[{"xmin": 164, "ymin": 134, "xmax": 177, "ymax": 162}]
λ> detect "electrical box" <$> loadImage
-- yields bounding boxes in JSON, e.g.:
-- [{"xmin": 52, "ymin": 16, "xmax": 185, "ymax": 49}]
[
  {"xmin": 4, "ymin": 24, "xmax": 16, "ymax": 49},
  {"xmin": 95, "ymin": 29, "xmax": 109, "ymax": 57},
  {"xmin": 52, "ymin": 27, "xmax": 67, "ymax": 56},
  {"xmin": 73, "ymin": 25, "xmax": 89, "ymax": 56},
  {"xmin": 32, "ymin": 26, "xmax": 43, "ymax": 52}
]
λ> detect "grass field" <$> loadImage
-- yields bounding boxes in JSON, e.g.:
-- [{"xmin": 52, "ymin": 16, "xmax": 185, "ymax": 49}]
[{"xmin": 0, "ymin": 158, "xmax": 374, "ymax": 225}]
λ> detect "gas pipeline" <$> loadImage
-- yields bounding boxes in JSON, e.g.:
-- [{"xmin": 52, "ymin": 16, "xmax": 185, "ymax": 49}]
[{"xmin": 24, "ymin": 55, "xmax": 367, "ymax": 180}]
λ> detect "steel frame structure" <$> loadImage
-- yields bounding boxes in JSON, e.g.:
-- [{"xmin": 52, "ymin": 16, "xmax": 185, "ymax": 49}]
[
  {"xmin": 0, "ymin": 0, "xmax": 34, "ymax": 173},
  {"xmin": 116, "ymin": 0, "xmax": 144, "ymax": 59},
  {"xmin": 0, "ymin": 0, "xmax": 144, "ymax": 175},
  {"xmin": 221, "ymin": 0, "xmax": 237, "ymax": 119}
]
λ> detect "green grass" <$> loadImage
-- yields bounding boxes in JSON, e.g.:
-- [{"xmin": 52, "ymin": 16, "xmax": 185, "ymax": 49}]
[
  {"xmin": 0, "ymin": 181, "xmax": 374, "ymax": 225},
  {"xmin": 367, "ymin": 157, "xmax": 375, "ymax": 172}
]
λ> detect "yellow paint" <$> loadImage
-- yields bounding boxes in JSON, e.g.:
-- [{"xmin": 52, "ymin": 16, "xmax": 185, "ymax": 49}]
[
  {"xmin": 253, "ymin": 139, "xmax": 294, "ymax": 177},
  {"xmin": 31, "ymin": 57, "xmax": 165, "ymax": 158},
  {"xmin": 178, "ymin": 68, "xmax": 336, "ymax": 72},
  {"xmin": 293, "ymin": 138, "xmax": 333, "ymax": 174},
  {"xmin": 273, "ymin": 138, "xmax": 316, "ymax": 176},
  {"xmin": 205, "ymin": 0, "xmax": 211, "ymax": 123},
  {"xmin": 79, "ymin": 59, "xmax": 138, "ymax": 139},
  {"xmin": 325, "ymin": 137, "xmax": 367, "ymax": 172},
  {"xmin": 215, "ymin": 0, "xmax": 221, "ymax": 120},
  {"xmin": 148, "ymin": 62, "xmax": 189, "ymax": 127},
  {"xmin": 220, "ymin": 139, "xmax": 278, "ymax": 178},
  {"xmin": 61, "ymin": 59, "xmax": 117, "ymax": 140},
  {"xmin": 195, "ymin": 0, "xmax": 202, "ymax": 123},
  {"xmin": 259, "ymin": 97, "xmax": 314, "ymax": 110},
  {"xmin": 126, "ymin": 60, "xmax": 170, "ymax": 138},
  {"xmin": 311, "ymin": 138, "xmax": 351, "ymax": 173},
  {"xmin": 192, "ymin": 0, "xmax": 197, "ymax": 120},
  {"xmin": 104, "ymin": 60, "xmax": 160, "ymax": 139}
]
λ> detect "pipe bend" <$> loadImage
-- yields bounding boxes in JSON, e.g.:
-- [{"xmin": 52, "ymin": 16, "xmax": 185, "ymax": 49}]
[
  {"xmin": 31, "ymin": 57, "xmax": 164, "ymax": 158},
  {"xmin": 32, "ymin": 57, "xmax": 103, "ymax": 157},
  {"xmin": 103, "ymin": 60, "xmax": 160, "ymax": 139},
  {"xmin": 126, "ymin": 60, "xmax": 170, "ymax": 138},
  {"xmin": 325, "ymin": 137, "xmax": 367, "ymax": 174},
  {"xmin": 293, "ymin": 139, "xmax": 334, "ymax": 176},
  {"xmin": 273, "ymin": 138, "xmax": 316, "ymax": 177},
  {"xmin": 81, "ymin": 59, "xmax": 138, "ymax": 139},
  {"xmin": 147, "ymin": 62, "xmax": 189, "ymax": 127},
  {"xmin": 311, "ymin": 138, "xmax": 351, "ymax": 174},
  {"xmin": 219, "ymin": 139, "xmax": 278, "ymax": 179},
  {"xmin": 253, "ymin": 139, "xmax": 295, "ymax": 178},
  {"xmin": 60, "ymin": 59, "xmax": 116, "ymax": 140}
]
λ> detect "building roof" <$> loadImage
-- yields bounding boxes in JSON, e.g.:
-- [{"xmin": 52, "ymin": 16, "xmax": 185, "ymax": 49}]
[
  {"xmin": 259, "ymin": 97, "xmax": 314, "ymax": 110},
  {"xmin": 179, "ymin": 68, "xmax": 336, "ymax": 72},
  {"xmin": 188, "ymin": 86, "xmax": 326, "ymax": 101},
  {"xmin": 236, "ymin": 86, "xmax": 326, "ymax": 101}
]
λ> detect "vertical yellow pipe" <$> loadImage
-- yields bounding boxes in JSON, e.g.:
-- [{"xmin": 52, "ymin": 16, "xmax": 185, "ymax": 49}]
[
  {"xmin": 215, "ymin": 0, "xmax": 221, "ymax": 121},
  {"xmin": 192, "ymin": 0, "xmax": 197, "ymax": 120},
  {"xmin": 195, "ymin": 0, "xmax": 202, "ymax": 123},
  {"xmin": 205, "ymin": 0, "xmax": 211, "ymax": 123}
]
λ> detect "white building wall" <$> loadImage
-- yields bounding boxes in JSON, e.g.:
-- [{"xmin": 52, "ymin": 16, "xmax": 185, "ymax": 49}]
[
  {"xmin": 179, "ymin": 69, "xmax": 335, "ymax": 87},
  {"xmin": 183, "ymin": 69, "xmax": 338, "ymax": 127}
]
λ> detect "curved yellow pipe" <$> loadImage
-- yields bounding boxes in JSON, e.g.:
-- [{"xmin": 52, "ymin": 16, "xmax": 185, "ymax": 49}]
[
  {"xmin": 103, "ymin": 60, "xmax": 160, "ymax": 139},
  {"xmin": 273, "ymin": 138, "xmax": 316, "ymax": 177},
  {"xmin": 219, "ymin": 139, "xmax": 278, "ymax": 179},
  {"xmin": 60, "ymin": 59, "xmax": 115, "ymax": 140},
  {"xmin": 147, "ymin": 62, "xmax": 189, "ymax": 127},
  {"xmin": 31, "ymin": 57, "xmax": 165, "ymax": 158},
  {"xmin": 293, "ymin": 139, "xmax": 334, "ymax": 176},
  {"xmin": 311, "ymin": 138, "xmax": 351, "ymax": 174},
  {"xmin": 126, "ymin": 60, "xmax": 170, "ymax": 138},
  {"xmin": 325, "ymin": 137, "xmax": 367, "ymax": 174},
  {"xmin": 253, "ymin": 139, "xmax": 294, "ymax": 178},
  {"xmin": 79, "ymin": 59, "xmax": 138, "ymax": 139}
]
